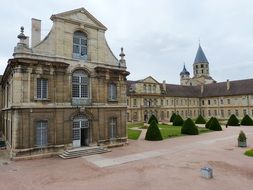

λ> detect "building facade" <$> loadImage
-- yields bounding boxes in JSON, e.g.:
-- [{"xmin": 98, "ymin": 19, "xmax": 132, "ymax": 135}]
[
  {"xmin": 127, "ymin": 46, "xmax": 253, "ymax": 123},
  {"xmin": 0, "ymin": 8, "xmax": 129, "ymax": 158}
]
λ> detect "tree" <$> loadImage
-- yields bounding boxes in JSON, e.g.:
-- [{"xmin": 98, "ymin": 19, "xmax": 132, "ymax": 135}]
[
  {"xmin": 241, "ymin": 115, "xmax": 253, "ymax": 126},
  {"xmin": 170, "ymin": 113, "xmax": 177, "ymax": 122},
  {"xmin": 148, "ymin": 114, "xmax": 158, "ymax": 124},
  {"xmin": 227, "ymin": 114, "xmax": 240, "ymax": 126},
  {"xmin": 195, "ymin": 115, "xmax": 206, "ymax": 124},
  {"xmin": 209, "ymin": 117, "xmax": 222, "ymax": 131},
  {"xmin": 181, "ymin": 118, "xmax": 199, "ymax": 135},
  {"xmin": 145, "ymin": 120, "xmax": 163, "ymax": 141},
  {"xmin": 173, "ymin": 115, "xmax": 184, "ymax": 126},
  {"xmin": 205, "ymin": 117, "xmax": 214, "ymax": 129}
]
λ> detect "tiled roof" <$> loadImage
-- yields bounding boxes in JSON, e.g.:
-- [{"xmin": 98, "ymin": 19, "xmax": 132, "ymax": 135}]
[
  {"xmin": 127, "ymin": 78, "xmax": 253, "ymax": 98},
  {"xmin": 194, "ymin": 45, "xmax": 209, "ymax": 64}
]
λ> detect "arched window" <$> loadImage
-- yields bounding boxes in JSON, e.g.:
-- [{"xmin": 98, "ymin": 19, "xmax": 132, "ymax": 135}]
[
  {"xmin": 72, "ymin": 70, "xmax": 90, "ymax": 105},
  {"xmin": 73, "ymin": 31, "xmax": 87, "ymax": 59}
]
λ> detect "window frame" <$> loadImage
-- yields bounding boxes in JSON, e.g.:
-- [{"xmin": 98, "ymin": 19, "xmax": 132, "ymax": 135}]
[
  {"xmin": 72, "ymin": 31, "xmax": 88, "ymax": 60},
  {"xmin": 36, "ymin": 78, "xmax": 48, "ymax": 100},
  {"xmin": 108, "ymin": 82, "xmax": 117, "ymax": 101},
  {"xmin": 35, "ymin": 120, "xmax": 48, "ymax": 147}
]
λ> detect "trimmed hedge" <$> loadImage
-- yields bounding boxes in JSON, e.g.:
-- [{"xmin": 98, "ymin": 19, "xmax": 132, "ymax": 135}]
[
  {"xmin": 241, "ymin": 115, "xmax": 253, "ymax": 126},
  {"xmin": 181, "ymin": 118, "xmax": 199, "ymax": 135},
  {"xmin": 173, "ymin": 115, "xmax": 184, "ymax": 126},
  {"xmin": 145, "ymin": 120, "xmax": 163, "ymax": 141},
  {"xmin": 148, "ymin": 114, "xmax": 158, "ymax": 124},
  {"xmin": 195, "ymin": 115, "xmax": 206, "ymax": 124},
  {"xmin": 227, "ymin": 114, "xmax": 240, "ymax": 126},
  {"xmin": 209, "ymin": 117, "xmax": 223, "ymax": 131},
  {"xmin": 170, "ymin": 113, "xmax": 177, "ymax": 122},
  {"xmin": 205, "ymin": 117, "xmax": 214, "ymax": 129}
]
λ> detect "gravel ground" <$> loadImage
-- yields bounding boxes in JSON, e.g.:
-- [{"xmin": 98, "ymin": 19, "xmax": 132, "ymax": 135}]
[{"xmin": 0, "ymin": 126, "xmax": 253, "ymax": 190}]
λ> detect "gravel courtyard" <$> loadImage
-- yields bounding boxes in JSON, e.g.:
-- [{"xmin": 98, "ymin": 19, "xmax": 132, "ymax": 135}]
[{"xmin": 0, "ymin": 126, "xmax": 253, "ymax": 190}]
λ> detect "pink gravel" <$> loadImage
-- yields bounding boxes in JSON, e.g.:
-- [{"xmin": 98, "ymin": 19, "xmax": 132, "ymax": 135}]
[{"xmin": 0, "ymin": 126, "xmax": 253, "ymax": 190}]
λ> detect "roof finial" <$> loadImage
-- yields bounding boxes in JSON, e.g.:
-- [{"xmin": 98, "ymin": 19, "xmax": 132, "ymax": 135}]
[
  {"xmin": 17, "ymin": 26, "xmax": 27, "ymax": 41},
  {"xmin": 119, "ymin": 47, "xmax": 125, "ymax": 60},
  {"xmin": 198, "ymin": 37, "xmax": 201, "ymax": 46}
]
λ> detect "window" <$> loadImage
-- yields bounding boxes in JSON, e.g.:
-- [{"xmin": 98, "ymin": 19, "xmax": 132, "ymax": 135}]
[
  {"xmin": 227, "ymin": 99, "xmax": 230, "ymax": 104},
  {"xmin": 109, "ymin": 117, "xmax": 117, "ymax": 138},
  {"xmin": 214, "ymin": 100, "xmax": 217, "ymax": 105},
  {"xmin": 243, "ymin": 109, "xmax": 247, "ymax": 116},
  {"xmin": 214, "ymin": 110, "xmax": 217, "ymax": 116},
  {"xmin": 202, "ymin": 100, "xmax": 205, "ymax": 105},
  {"xmin": 235, "ymin": 109, "xmax": 239, "ymax": 116},
  {"xmin": 36, "ymin": 121, "xmax": 48, "ymax": 147},
  {"xmin": 73, "ymin": 31, "xmax": 87, "ymax": 59},
  {"xmin": 220, "ymin": 99, "xmax": 223, "ymax": 105},
  {"xmin": 108, "ymin": 83, "xmax": 117, "ymax": 101},
  {"xmin": 133, "ymin": 99, "xmax": 137, "ymax": 107},
  {"xmin": 37, "ymin": 78, "xmax": 48, "ymax": 99},
  {"xmin": 201, "ymin": 64, "xmax": 204, "ymax": 68},
  {"xmin": 228, "ymin": 110, "xmax": 231, "ymax": 117},
  {"xmin": 208, "ymin": 110, "xmax": 211, "ymax": 116},
  {"xmin": 72, "ymin": 70, "xmax": 89, "ymax": 98},
  {"xmin": 167, "ymin": 111, "xmax": 169, "ymax": 118},
  {"xmin": 221, "ymin": 110, "xmax": 224, "ymax": 117},
  {"xmin": 161, "ymin": 99, "xmax": 164, "ymax": 106},
  {"xmin": 153, "ymin": 85, "xmax": 156, "ymax": 93},
  {"xmin": 208, "ymin": 100, "xmax": 211, "ymax": 105}
]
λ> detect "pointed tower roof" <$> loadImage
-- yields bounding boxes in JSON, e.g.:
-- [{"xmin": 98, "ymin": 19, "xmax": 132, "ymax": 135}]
[
  {"xmin": 194, "ymin": 44, "xmax": 208, "ymax": 64},
  {"xmin": 180, "ymin": 64, "xmax": 190, "ymax": 76}
]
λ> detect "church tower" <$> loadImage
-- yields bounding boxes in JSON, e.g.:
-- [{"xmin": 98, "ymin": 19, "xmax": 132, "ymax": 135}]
[
  {"xmin": 180, "ymin": 64, "xmax": 190, "ymax": 85},
  {"xmin": 193, "ymin": 44, "xmax": 210, "ymax": 77}
]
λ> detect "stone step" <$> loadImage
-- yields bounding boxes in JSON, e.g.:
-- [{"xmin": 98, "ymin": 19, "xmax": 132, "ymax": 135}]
[{"xmin": 58, "ymin": 147, "xmax": 110, "ymax": 159}]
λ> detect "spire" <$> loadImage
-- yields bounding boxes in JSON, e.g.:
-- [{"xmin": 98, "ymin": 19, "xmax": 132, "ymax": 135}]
[
  {"xmin": 194, "ymin": 44, "xmax": 208, "ymax": 64},
  {"xmin": 180, "ymin": 63, "xmax": 190, "ymax": 76}
]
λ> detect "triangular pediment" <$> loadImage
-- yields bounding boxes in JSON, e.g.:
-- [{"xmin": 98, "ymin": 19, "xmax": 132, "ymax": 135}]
[
  {"xmin": 138, "ymin": 76, "xmax": 160, "ymax": 84},
  {"xmin": 51, "ymin": 8, "xmax": 107, "ymax": 30}
]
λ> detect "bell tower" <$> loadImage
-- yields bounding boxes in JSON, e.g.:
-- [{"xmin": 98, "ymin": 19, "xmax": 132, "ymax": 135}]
[{"xmin": 193, "ymin": 44, "xmax": 209, "ymax": 77}]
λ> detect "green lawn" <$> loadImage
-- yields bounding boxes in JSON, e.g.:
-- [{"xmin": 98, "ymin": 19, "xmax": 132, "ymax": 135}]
[
  {"xmin": 127, "ymin": 123, "xmax": 212, "ymax": 140},
  {"xmin": 160, "ymin": 125, "xmax": 211, "ymax": 139},
  {"xmin": 128, "ymin": 129, "xmax": 142, "ymax": 140},
  {"xmin": 244, "ymin": 149, "xmax": 253, "ymax": 157}
]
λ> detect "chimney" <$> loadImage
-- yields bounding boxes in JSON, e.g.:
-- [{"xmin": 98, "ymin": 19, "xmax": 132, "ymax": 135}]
[
  {"xmin": 201, "ymin": 84, "xmax": 204, "ymax": 94},
  {"xmin": 162, "ymin": 80, "xmax": 166, "ymax": 91},
  {"xmin": 31, "ymin": 18, "xmax": 41, "ymax": 47},
  {"xmin": 227, "ymin": 79, "xmax": 230, "ymax": 90}
]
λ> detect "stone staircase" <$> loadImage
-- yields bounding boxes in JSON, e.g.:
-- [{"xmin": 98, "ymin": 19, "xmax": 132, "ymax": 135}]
[{"xmin": 58, "ymin": 146, "xmax": 111, "ymax": 159}]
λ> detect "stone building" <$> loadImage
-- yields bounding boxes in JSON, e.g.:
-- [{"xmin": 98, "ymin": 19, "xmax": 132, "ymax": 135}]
[
  {"xmin": 127, "ymin": 46, "xmax": 253, "ymax": 123},
  {"xmin": 0, "ymin": 8, "xmax": 129, "ymax": 158},
  {"xmin": 180, "ymin": 44, "xmax": 216, "ymax": 86}
]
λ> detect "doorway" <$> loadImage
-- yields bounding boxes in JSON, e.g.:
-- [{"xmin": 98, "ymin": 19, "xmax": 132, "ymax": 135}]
[{"xmin": 72, "ymin": 116, "xmax": 89, "ymax": 148}]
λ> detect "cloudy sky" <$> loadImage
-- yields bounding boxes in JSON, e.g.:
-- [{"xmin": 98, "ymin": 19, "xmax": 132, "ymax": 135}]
[{"xmin": 0, "ymin": 0, "xmax": 253, "ymax": 84}]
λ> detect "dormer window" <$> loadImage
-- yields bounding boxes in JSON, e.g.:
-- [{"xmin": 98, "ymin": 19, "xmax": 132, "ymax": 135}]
[{"xmin": 73, "ymin": 31, "xmax": 87, "ymax": 60}]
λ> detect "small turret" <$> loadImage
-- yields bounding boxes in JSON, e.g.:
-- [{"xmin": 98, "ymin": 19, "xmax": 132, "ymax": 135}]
[{"xmin": 180, "ymin": 64, "xmax": 190, "ymax": 85}]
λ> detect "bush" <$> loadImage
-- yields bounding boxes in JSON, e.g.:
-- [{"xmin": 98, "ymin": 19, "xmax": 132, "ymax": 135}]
[
  {"xmin": 227, "ymin": 114, "xmax": 240, "ymax": 126},
  {"xmin": 170, "ymin": 113, "xmax": 177, "ymax": 122},
  {"xmin": 181, "ymin": 118, "xmax": 199, "ymax": 135},
  {"xmin": 238, "ymin": 130, "xmax": 247, "ymax": 142},
  {"xmin": 195, "ymin": 115, "xmax": 206, "ymax": 124},
  {"xmin": 145, "ymin": 120, "xmax": 163, "ymax": 141},
  {"xmin": 209, "ymin": 117, "xmax": 223, "ymax": 131},
  {"xmin": 173, "ymin": 115, "xmax": 184, "ymax": 126},
  {"xmin": 205, "ymin": 117, "xmax": 214, "ymax": 129},
  {"xmin": 244, "ymin": 149, "xmax": 253, "ymax": 157},
  {"xmin": 241, "ymin": 115, "xmax": 253, "ymax": 126},
  {"xmin": 148, "ymin": 114, "xmax": 158, "ymax": 124}
]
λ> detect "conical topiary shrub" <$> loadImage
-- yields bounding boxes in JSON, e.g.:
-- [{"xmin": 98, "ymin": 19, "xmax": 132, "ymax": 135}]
[
  {"xmin": 148, "ymin": 114, "xmax": 158, "ymax": 124},
  {"xmin": 209, "ymin": 117, "xmax": 223, "ymax": 131},
  {"xmin": 227, "ymin": 114, "xmax": 240, "ymax": 126},
  {"xmin": 241, "ymin": 115, "xmax": 253, "ymax": 126},
  {"xmin": 170, "ymin": 113, "xmax": 177, "ymax": 122},
  {"xmin": 181, "ymin": 118, "xmax": 199, "ymax": 135},
  {"xmin": 145, "ymin": 120, "xmax": 163, "ymax": 141},
  {"xmin": 195, "ymin": 115, "xmax": 206, "ymax": 124},
  {"xmin": 173, "ymin": 115, "xmax": 184, "ymax": 126},
  {"xmin": 205, "ymin": 117, "xmax": 214, "ymax": 129}
]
